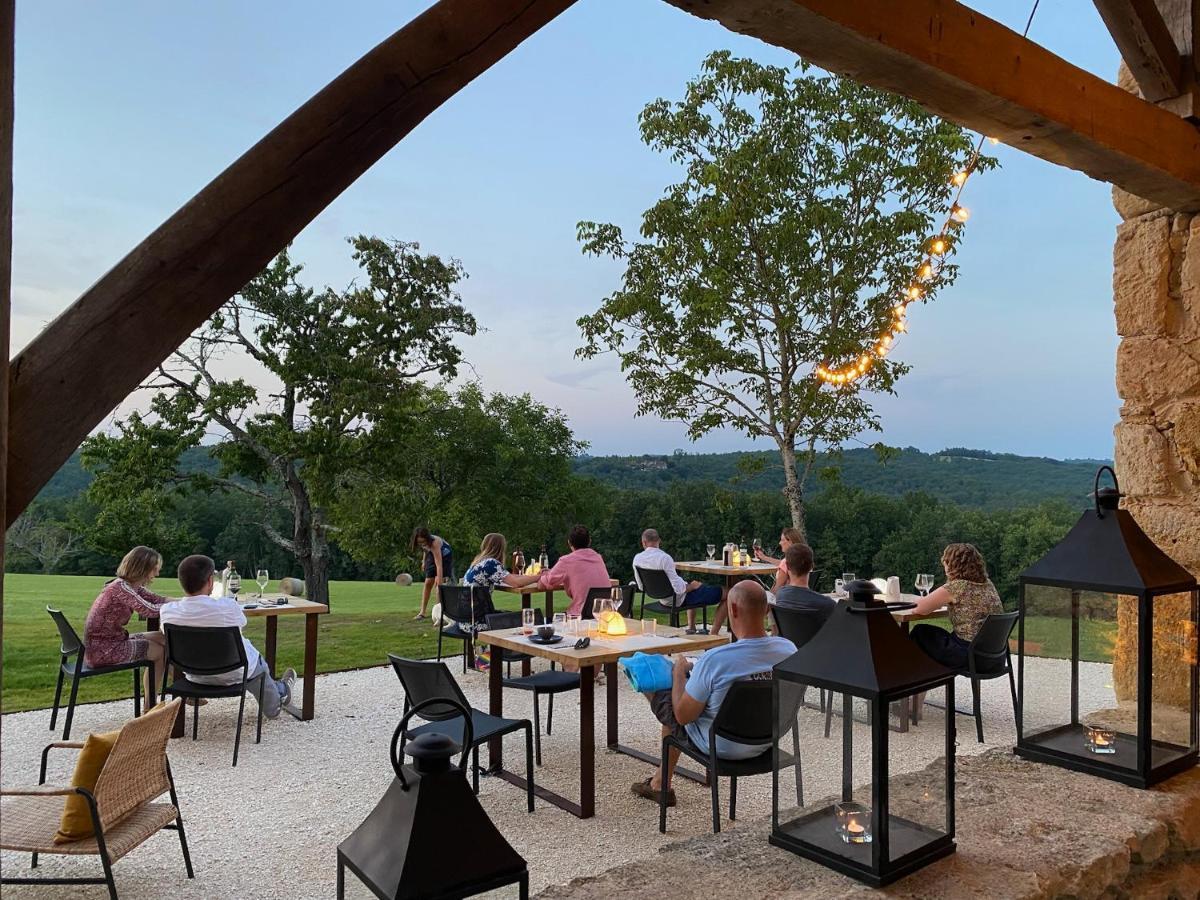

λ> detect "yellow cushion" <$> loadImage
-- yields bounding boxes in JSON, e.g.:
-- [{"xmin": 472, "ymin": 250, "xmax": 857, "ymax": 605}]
[{"xmin": 55, "ymin": 729, "xmax": 120, "ymax": 843}]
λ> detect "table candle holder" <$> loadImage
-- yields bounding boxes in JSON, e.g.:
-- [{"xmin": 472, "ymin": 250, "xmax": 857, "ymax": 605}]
[
  {"xmin": 1085, "ymin": 725, "xmax": 1117, "ymax": 755},
  {"xmin": 835, "ymin": 801, "xmax": 872, "ymax": 844}
]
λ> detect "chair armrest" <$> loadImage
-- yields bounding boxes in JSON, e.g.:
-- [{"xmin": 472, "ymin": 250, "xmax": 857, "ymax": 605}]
[
  {"xmin": 1, "ymin": 785, "xmax": 76, "ymax": 797},
  {"xmin": 40, "ymin": 741, "xmax": 85, "ymax": 785}
]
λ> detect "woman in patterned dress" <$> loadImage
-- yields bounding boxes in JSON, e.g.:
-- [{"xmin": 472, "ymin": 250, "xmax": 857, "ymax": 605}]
[
  {"xmin": 83, "ymin": 546, "xmax": 170, "ymax": 700},
  {"xmin": 907, "ymin": 543, "xmax": 1003, "ymax": 669}
]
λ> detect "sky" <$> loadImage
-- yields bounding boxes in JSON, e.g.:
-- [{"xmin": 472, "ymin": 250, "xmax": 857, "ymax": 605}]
[{"xmin": 11, "ymin": 0, "xmax": 1124, "ymax": 460}]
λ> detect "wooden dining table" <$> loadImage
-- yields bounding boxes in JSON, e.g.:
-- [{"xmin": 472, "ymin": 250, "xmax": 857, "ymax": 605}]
[
  {"xmin": 675, "ymin": 559, "xmax": 778, "ymax": 589},
  {"xmin": 475, "ymin": 619, "xmax": 727, "ymax": 819},
  {"xmin": 147, "ymin": 593, "xmax": 329, "ymax": 737},
  {"xmin": 493, "ymin": 577, "xmax": 620, "ymax": 621}
]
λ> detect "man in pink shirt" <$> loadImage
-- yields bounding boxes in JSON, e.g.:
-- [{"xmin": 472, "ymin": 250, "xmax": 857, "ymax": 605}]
[{"xmin": 529, "ymin": 525, "xmax": 611, "ymax": 616}]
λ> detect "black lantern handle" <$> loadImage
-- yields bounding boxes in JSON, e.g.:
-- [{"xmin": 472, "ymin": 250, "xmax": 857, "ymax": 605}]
[
  {"xmin": 390, "ymin": 698, "xmax": 474, "ymax": 790},
  {"xmin": 1094, "ymin": 465, "xmax": 1119, "ymax": 519}
]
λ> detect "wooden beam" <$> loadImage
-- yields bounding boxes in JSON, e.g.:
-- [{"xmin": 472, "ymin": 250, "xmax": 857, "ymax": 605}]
[
  {"xmin": 661, "ymin": 0, "xmax": 1200, "ymax": 211},
  {"xmin": 1093, "ymin": 0, "xmax": 1184, "ymax": 101},
  {"xmin": 5, "ymin": 0, "xmax": 575, "ymax": 524},
  {"xmin": 0, "ymin": 0, "xmax": 13, "ymax": 763}
]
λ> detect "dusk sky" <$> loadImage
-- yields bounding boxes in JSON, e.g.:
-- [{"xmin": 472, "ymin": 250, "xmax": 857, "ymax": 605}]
[{"xmin": 12, "ymin": 1, "xmax": 1122, "ymax": 460}]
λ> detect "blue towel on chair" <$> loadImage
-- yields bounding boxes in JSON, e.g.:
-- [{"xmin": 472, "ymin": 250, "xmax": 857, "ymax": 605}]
[{"xmin": 619, "ymin": 652, "xmax": 674, "ymax": 693}]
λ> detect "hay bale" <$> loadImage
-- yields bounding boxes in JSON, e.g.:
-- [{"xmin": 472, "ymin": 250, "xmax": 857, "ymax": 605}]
[
  {"xmin": 279, "ymin": 576, "xmax": 306, "ymax": 597},
  {"xmin": 395, "ymin": 573, "xmax": 414, "ymax": 587}
]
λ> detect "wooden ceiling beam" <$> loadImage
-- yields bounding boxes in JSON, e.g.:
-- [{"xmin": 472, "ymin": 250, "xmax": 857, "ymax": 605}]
[
  {"xmin": 1093, "ymin": 0, "xmax": 1184, "ymax": 101},
  {"xmin": 662, "ymin": 0, "xmax": 1200, "ymax": 211},
  {"xmin": 5, "ymin": 0, "xmax": 576, "ymax": 524}
]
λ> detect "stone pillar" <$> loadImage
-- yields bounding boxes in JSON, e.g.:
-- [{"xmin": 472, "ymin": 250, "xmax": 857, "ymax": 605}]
[{"xmin": 1111, "ymin": 190, "xmax": 1200, "ymax": 712}]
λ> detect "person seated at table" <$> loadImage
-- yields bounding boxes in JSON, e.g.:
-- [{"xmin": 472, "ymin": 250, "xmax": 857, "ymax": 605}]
[
  {"xmin": 83, "ymin": 546, "xmax": 171, "ymax": 705},
  {"xmin": 907, "ymin": 543, "xmax": 1002, "ymax": 669},
  {"xmin": 632, "ymin": 580, "xmax": 796, "ymax": 807},
  {"xmin": 411, "ymin": 526, "xmax": 454, "ymax": 621},
  {"xmin": 159, "ymin": 554, "xmax": 296, "ymax": 719},
  {"xmin": 754, "ymin": 527, "xmax": 803, "ymax": 592},
  {"xmin": 632, "ymin": 528, "xmax": 727, "ymax": 634},
  {"xmin": 774, "ymin": 543, "xmax": 835, "ymax": 619},
  {"xmin": 463, "ymin": 533, "xmax": 529, "ymax": 590},
  {"xmin": 528, "ymin": 524, "xmax": 610, "ymax": 617}
]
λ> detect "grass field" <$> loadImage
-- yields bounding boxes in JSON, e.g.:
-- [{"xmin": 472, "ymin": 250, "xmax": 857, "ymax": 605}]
[{"xmin": 0, "ymin": 574, "xmax": 1118, "ymax": 714}]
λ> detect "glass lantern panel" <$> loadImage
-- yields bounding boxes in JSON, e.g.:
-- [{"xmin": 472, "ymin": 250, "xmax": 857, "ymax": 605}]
[
  {"xmin": 1149, "ymin": 589, "xmax": 1199, "ymax": 767},
  {"xmin": 887, "ymin": 685, "xmax": 950, "ymax": 863},
  {"xmin": 773, "ymin": 678, "xmax": 876, "ymax": 867},
  {"xmin": 1021, "ymin": 585, "xmax": 1132, "ymax": 766}
]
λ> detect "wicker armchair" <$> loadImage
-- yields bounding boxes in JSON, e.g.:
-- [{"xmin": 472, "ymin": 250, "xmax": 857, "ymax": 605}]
[{"xmin": 0, "ymin": 698, "xmax": 193, "ymax": 899}]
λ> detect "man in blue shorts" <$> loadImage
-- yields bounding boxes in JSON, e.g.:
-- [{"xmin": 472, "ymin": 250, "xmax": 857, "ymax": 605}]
[
  {"xmin": 632, "ymin": 580, "xmax": 796, "ymax": 806},
  {"xmin": 632, "ymin": 528, "xmax": 725, "ymax": 633}
]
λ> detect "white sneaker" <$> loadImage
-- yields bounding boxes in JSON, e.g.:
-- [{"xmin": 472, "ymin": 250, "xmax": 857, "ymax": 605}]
[{"xmin": 279, "ymin": 668, "xmax": 297, "ymax": 709}]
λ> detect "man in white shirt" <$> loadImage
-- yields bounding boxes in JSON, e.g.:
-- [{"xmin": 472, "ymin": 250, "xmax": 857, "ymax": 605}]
[
  {"xmin": 632, "ymin": 529, "xmax": 727, "ymax": 633},
  {"xmin": 159, "ymin": 554, "xmax": 296, "ymax": 719}
]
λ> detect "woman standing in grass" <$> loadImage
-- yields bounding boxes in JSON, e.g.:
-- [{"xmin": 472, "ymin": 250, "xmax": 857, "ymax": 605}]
[
  {"xmin": 411, "ymin": 527, "xmax": 454, "ymax": 620},
  {"xmin": 83, "ymin": 546, "xmax": 170, "ymax": 702}
]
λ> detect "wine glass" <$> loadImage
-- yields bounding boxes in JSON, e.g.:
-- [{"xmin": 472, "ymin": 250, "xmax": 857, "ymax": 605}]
[
  {"xmin": 916, "ymin": 573, "xmax": 934, "ymax": 596},
  {"xmin": 255, "ymin": 567, "xmax": 269, "ymax": 598},
  {"xmin": 706, "ymin": 543, "xmax": 716, "ymax": 561},
  {"xmin": 228, "ymin": 572, "xmax": 242, "ymax": 598}
]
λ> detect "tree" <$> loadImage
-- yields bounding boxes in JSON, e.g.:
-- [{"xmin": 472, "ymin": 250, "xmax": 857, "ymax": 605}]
[
  {"xmin": 81, "ymin": 237, "xmax": 477, "ymax": 604},
  {"xmin": 331, "ymin": 383, "xmax": 588, "ymax": 572},
  {"xmin": 577, "ymin": 52, "xmax": 994, "ymax": 534},
  {"xmin": 7, "ymin": 505, "xmax": 84, "ymax": 573}
]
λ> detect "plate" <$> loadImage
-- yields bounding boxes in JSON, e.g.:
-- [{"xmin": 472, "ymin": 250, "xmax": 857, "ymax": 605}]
[{"xmin": 528, "ymin": 634, "xmax": 564, "ymax": 645}]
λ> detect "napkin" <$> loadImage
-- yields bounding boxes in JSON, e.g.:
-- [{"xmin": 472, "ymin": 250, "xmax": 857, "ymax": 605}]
[{"xmin": 619, "ymin": 652, "xmax": 674, "ymax": 693}]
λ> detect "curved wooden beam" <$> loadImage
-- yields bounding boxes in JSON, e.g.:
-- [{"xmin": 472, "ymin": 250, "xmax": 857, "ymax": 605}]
[{"xmin": 6, "ymin": 0, "xmax": 575, "ymax": 524}]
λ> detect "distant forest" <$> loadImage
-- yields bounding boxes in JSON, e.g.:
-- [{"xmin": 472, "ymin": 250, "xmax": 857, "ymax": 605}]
[{"xmin": 572, "ymin": 446, "xmax": 1109, "ymax": 510}]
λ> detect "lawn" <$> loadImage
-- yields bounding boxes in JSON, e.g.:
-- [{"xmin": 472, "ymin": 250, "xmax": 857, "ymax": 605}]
[
  {"xmin": 0, "ymin": 574, "xmax": 1119, "ymax": 714},
  {"xmin": 0, "ymin": 574, "xmax": 454, "ymax": 713}
]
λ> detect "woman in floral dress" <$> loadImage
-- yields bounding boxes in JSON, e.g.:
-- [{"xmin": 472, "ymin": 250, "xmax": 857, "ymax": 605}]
[{"xmin": 83, "ymin": 546, "xmax": 170, "ymax": 700}]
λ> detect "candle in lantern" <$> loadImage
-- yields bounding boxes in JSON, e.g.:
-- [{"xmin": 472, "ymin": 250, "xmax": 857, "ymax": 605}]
[
  {"xmin": 601, "ymin": 611, "xmax": 627, "ymax": 635},
  {"xmin": 834, "ymin": 801, "xmax": 872, "ymax": 844},
  {"xmin": 1085, "ymin": 725, "xmax": 1117, "ymax": 754}
]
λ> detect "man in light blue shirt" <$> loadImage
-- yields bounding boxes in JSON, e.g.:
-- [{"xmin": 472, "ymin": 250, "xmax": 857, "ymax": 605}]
[{"xmin": 632, "ymin": 580, "xmax": 795, "ymax": 807}]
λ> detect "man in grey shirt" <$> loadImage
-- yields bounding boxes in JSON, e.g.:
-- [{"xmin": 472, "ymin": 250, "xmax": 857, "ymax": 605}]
[{"xmin": 774, "ymin": 543, "xmax": 834, "ymax": 620}]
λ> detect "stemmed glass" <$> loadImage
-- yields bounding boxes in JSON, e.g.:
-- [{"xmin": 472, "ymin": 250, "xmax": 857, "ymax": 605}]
[
  {"xmin": 256, "ymin": 567, "xmax": 269, "ymax": 599},
  {"xmin": 706, "ymin": 544, "xmax": 716, "ymax": 561},
  {"xmin": 752, "ymin": 537, "xmax": 762, "ymax": 556},
  {"xmin": 915, "ymin": 573, "xmax": 934, "ymax": 596}
]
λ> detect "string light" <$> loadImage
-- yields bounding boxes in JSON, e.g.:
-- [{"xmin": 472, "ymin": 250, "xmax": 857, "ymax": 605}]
[{"xmin": 816, "ymin": 135, "xmax": 990, "ymax": 386}]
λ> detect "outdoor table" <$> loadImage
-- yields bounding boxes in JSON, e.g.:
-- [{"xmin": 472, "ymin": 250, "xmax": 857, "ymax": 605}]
[
  {"xmin": 147, "ymin": 594, "xmax": 329, "ymax": 737},
  {"xmin": 475, "ymin": 619, "xmax": 727, "ymax": 819},
  {"xmin": 675, "ymin": 559, "xmax": 778, "ymax": 589},
  {"xmin": 890, "ymin": 597, "xmax": 949, "ymax": 732},
  {"xmin": 493, "ymin": 577, "xmax": 619, "ymax": 621}
]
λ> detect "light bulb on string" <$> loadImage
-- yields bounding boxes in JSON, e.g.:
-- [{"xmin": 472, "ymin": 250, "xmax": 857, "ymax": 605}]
[
  {"xmin": 951, "ymin": 204, "xmax": 970, "ymax": 223},
  {"xmin": 918, "ymin": 262, "xmax": 933, "ymax": 280},
  {"xmin": 951, "ymin": 170, "xmax": 968, "ymax": 187},
  {"xmin": 906, "ymin": 285, "xmax": 923, "ymax": 301},
  {"xmin": 931, "ymin": 238, "xmax": 947, "ymax": 255}
]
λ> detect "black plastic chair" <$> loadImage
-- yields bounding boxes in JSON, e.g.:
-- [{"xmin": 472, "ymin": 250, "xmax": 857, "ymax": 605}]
[
  {"xmin": 160, "ymin": 624, "xmax": 265, "ymax": 767},
  {"xmin": 388, "ymin": 655, "xmax": 535, "ymax": 812},
  {"xmin": 635, "ymin": 567, "xmax": 718, "ymax": 632},
  {"xmin": 46, "ymin": 606, "xmax": 155, "ymax": 740},
  {"xmin": 581, "ymin": 584, "xmax": 635, "ymax": 620},
  {"xmin": 770, "ymin": 605, "xmax": 834, "ymax": 734},
  {"xmin": 659, "ymin": 680, "xmax": 802, "ymax": 834},
  {"xmin": 941, "ymin": 611, "xmax": 1020, "ymax": 742},
  {"xmin": 437, "ymin": 585, "xmax": 495, "ymax": 673},
  {"xmin": 483, "ymin": 612, "xmax": 580, "ymax": 766}
]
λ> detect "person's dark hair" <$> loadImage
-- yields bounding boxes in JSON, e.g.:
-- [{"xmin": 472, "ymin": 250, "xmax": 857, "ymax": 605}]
[
  {"xmin": 178, "ymin": 554, "xmax": 216, "ymax": 596},
  {"xmin": 410, "ymin": 526, "xmax": 433, "ymax": 553},
  {"xmin": 568, "ymin": 525, "xmax": 591, "ymax": 550},
  {"xmin": 784, "ymin": 543, "xmax": 814, "ymax": 577}
]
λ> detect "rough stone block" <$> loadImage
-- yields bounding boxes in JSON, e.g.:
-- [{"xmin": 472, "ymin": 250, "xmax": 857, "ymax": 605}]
[
  {"xmin": 1113, "ymin": 184, "xmax": 1165, "ymax": 221},
  {"xmin": 1183, "ymin": 216, "xmax": 1200, "ymax": 339},
  {"xmin": 1114, "ymin": 216, "xmax": 1173, "ymax": 337},
  {"xmin": 1175, "ymin": 402, "xmax": 1200, "ymax": 479},
  {"xmin": 1115, "ymin": 337, "xmax": 1200, "ymax": 404},
  {"xmin": 1124, "ymin": 498, "xmax": 1200, "ymax": 573},
  {"xmin": 1114, "ymin": 422, "xmax": 1177, "ymax": 496}
]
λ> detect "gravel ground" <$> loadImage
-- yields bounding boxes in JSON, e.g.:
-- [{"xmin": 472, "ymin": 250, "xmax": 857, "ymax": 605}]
[{"xmin": 1, "ymin": 655, "xmax": 1115, "ymax": 899}]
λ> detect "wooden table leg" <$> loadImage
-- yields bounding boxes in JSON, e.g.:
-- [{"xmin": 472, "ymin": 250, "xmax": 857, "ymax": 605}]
[
  {"xmin": 898, "ymin": 620, "xmax": 912, "ymax": 731},
  {"xmin": 265, "ymin": 616, "xmax": 278, "ymax": 677},
  {"xmin": 301, "ymin": 612, "xmax": 318, "ymax": 721},
  {"xmin": 580, "ymin": 664, "xmax": 595, "ymax": 819},
  {"xmin": 544, "ymin": 591, "xmax": 554, "ymax": 621}
]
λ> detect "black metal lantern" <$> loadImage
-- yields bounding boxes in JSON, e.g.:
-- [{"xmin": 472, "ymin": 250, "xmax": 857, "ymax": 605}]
[
  {"xmin": 1015, "ymin": 466, "xmax": 1198, "ymax": 788},
  {"xmin": 770, "ymin": 580, "xmax": 957, "ymax": 887},
  {"xmin": 337, "ymin": 699, "xmax": 528, "ymax": 899}
]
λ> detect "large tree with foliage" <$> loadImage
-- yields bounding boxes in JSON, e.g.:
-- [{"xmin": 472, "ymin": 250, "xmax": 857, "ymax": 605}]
[
  {"xmin": 82, "ymin": 237, "xmax": 477, "ymax": 604},
  {"xmin": 577, "ymin": 52, "xmax": 994, "ymax": 534}
]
